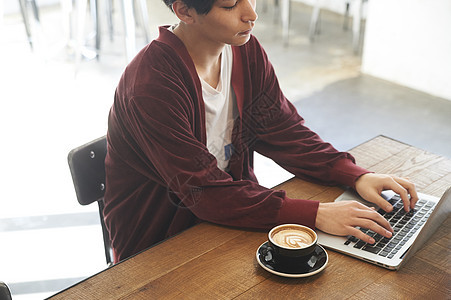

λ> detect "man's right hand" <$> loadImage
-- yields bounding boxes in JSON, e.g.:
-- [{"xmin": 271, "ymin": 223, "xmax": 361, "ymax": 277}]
[{"xmin": 315, "ymin": 200, "xmax": 393, "ymax": 244}]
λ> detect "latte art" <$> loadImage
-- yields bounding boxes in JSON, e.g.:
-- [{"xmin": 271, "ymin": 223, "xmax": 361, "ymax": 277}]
[{"xmin": 272, "ymin": 229, "xmax": 314, "ymax": 249}]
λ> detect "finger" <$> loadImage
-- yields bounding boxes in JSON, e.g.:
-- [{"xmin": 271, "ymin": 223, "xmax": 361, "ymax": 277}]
[
  {"xmin": 394, "ymin": 177, "xmax": 419, "ymax": 209},
  {"xmin": 388, "ymin": 177, "xmax": 415, "ymax": 211},
  {"xmin": 347, "ymin": 219, "xmax": 393, "ymax": 245},
  {"xmin": 348, "ymin": 226, "xmax": 376, "ymax": 244},
  {"xmin": 364, "ymin": 190, "xmax": 394, "ymax": 212},
  {"xmin": 370, "ymin": 176, "xmax": 410, "ymax": 211},
  {"xmin": 347, "ymin": 222, "xmax": 393, "ymax": 244},
  {"xmin": 358, "ymin": 208, "xmax": 393, "ymax": 234},
  {"xmin": 359, "ymin": 218, "xmax": 393, "ymax": 238},
  {"xmin": 351, "ymin": 203, "xmax": 393, "ymax": 233}
]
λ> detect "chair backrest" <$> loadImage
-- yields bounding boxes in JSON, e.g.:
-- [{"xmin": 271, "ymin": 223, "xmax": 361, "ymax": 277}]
[
  {"xmin": 0, "ymin": 281, "xmax": 12, "ymax": 300},
  {"xmin": 68, "ymin": 136, "xmax": 113, "ymax": 265}
]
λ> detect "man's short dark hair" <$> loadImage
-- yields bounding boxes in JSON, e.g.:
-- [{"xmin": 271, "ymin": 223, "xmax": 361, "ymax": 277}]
[{"xmin": 163, "ymin": 0, "xmax": 216, "ymax": 15}]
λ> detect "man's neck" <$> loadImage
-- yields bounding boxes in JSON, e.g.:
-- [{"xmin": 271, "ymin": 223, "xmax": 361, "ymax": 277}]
[{"xmin": 173, "ymin": 23, "xmax": 224, "ymax": 88}]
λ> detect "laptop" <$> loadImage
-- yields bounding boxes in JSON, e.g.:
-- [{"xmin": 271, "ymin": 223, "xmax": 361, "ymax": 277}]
[{"xmin": 317, "ymin": 187, "xmax": 451, "ymax": 270}]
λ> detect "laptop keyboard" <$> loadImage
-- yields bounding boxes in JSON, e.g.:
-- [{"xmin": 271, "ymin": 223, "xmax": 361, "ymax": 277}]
[{"xmin": 344, "ymin": 194, "xmax": 436, "ymax": 258}]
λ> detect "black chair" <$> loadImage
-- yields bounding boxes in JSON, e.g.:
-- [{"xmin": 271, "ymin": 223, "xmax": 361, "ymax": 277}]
[
  {"xmin": 67, "ymin": 136, "xmax": 113, "ymax": 266},
  {"xmin": 0, "ymin": 282, "xmax": 12, "ymax": 300}
]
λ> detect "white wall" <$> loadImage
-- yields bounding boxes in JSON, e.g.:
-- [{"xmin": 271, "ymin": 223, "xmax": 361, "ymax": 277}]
[{"xmin": 362, "ymin": 0, "xmax": 451, "ymax": 101}]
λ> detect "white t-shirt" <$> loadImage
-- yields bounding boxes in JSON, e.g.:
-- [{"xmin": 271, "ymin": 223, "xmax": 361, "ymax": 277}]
[{"xmin": 200, "ymin": 45, "xmax": 237, "ymax": 171}]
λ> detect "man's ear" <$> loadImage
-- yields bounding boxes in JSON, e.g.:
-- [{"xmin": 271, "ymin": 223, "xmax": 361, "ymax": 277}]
[{"xmin": 172, "ymin": 0, "xmax": 196, "ymax": 24}]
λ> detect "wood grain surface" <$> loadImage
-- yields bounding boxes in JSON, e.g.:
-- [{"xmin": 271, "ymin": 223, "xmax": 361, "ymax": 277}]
[{"xmin": 48, "ymin": 136, "xmax": 450, "ymax": 299}]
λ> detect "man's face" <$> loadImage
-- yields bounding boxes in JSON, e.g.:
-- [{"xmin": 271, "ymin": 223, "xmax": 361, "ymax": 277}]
[{"xmin": 190, "ymin": 0, "xmax": 258, "ymax": 47}]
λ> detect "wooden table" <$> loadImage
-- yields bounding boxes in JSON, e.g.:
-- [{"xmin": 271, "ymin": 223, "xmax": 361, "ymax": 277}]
[{"xmin": 49, "ymin": 136, "xmax": 451, "ymax": 299}]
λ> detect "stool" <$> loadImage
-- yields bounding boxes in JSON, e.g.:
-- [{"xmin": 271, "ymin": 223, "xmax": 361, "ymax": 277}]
[
  {"xmin": 119, "ymin": 0, "xmax": 151, "ymax": 62},
  {"xmin": 309, "ymin": 0, "xmax": 367, "ymax": 53},
  {"xmin": 18, "ymin": 0, "xmax": 40, "ymax": 50},
  {"xmin": 282, "ymin": 0, "xmax": 367, "ymax": 54},
  {"xmin": 63, "ymin": 0, "xmax": 151, "ymax": 71}
]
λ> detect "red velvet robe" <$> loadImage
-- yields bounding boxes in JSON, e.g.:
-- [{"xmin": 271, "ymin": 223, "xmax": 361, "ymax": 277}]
[{"xmin": 104, "ymin": 26, "xmax": 369, "ymax": 263}]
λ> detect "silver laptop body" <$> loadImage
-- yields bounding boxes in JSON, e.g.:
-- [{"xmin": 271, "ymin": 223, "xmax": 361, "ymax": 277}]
[{"xmin": 317, "ymin": 187, "xmax": 451, "ymax": 270}]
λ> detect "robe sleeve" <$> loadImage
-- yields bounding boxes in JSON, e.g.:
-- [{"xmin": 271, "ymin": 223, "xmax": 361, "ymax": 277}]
[{"xmin": 243, "ymin": 37, "xmax": 370, "ymax": 190}]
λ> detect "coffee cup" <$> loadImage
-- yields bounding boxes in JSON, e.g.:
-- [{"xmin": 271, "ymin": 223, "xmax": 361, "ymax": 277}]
[{"xmin": 266, "ymin": 224, "xmax": 318, "ymax": 263}]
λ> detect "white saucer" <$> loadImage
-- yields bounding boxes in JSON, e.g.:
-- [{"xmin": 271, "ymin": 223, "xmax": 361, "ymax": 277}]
[{"xmin": 256, "ymin": 242, "xmax": 328, "ymax": 278}]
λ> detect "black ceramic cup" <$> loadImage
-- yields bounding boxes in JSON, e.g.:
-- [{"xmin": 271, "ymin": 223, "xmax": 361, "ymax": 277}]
[{"xmin": 267, "ymin": 224, "xmax": 318, "ymax": 262}]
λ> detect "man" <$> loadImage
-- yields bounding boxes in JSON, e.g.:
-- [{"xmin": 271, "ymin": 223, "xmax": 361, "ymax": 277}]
[{"xmin": 104, "ymin": 0, "xmax": 417, "ymax": 263}]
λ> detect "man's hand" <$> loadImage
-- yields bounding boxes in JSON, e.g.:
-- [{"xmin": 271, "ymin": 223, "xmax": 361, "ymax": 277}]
[
  {"xmin": 355, "ymin": 173, "xmax": 418, "ymax": 212},
  {"xmin": 315, "ymin": 173, "xmax": 418, "ymax": 244},
  {"xmin": 315, "ymin": 201, "xmax": 393, "ymax": 244}
]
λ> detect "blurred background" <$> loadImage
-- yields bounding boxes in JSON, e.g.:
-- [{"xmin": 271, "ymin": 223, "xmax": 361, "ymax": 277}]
[{"xmin": 1, "ymin": 0, "xmax": 450, "ymax": 298}]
